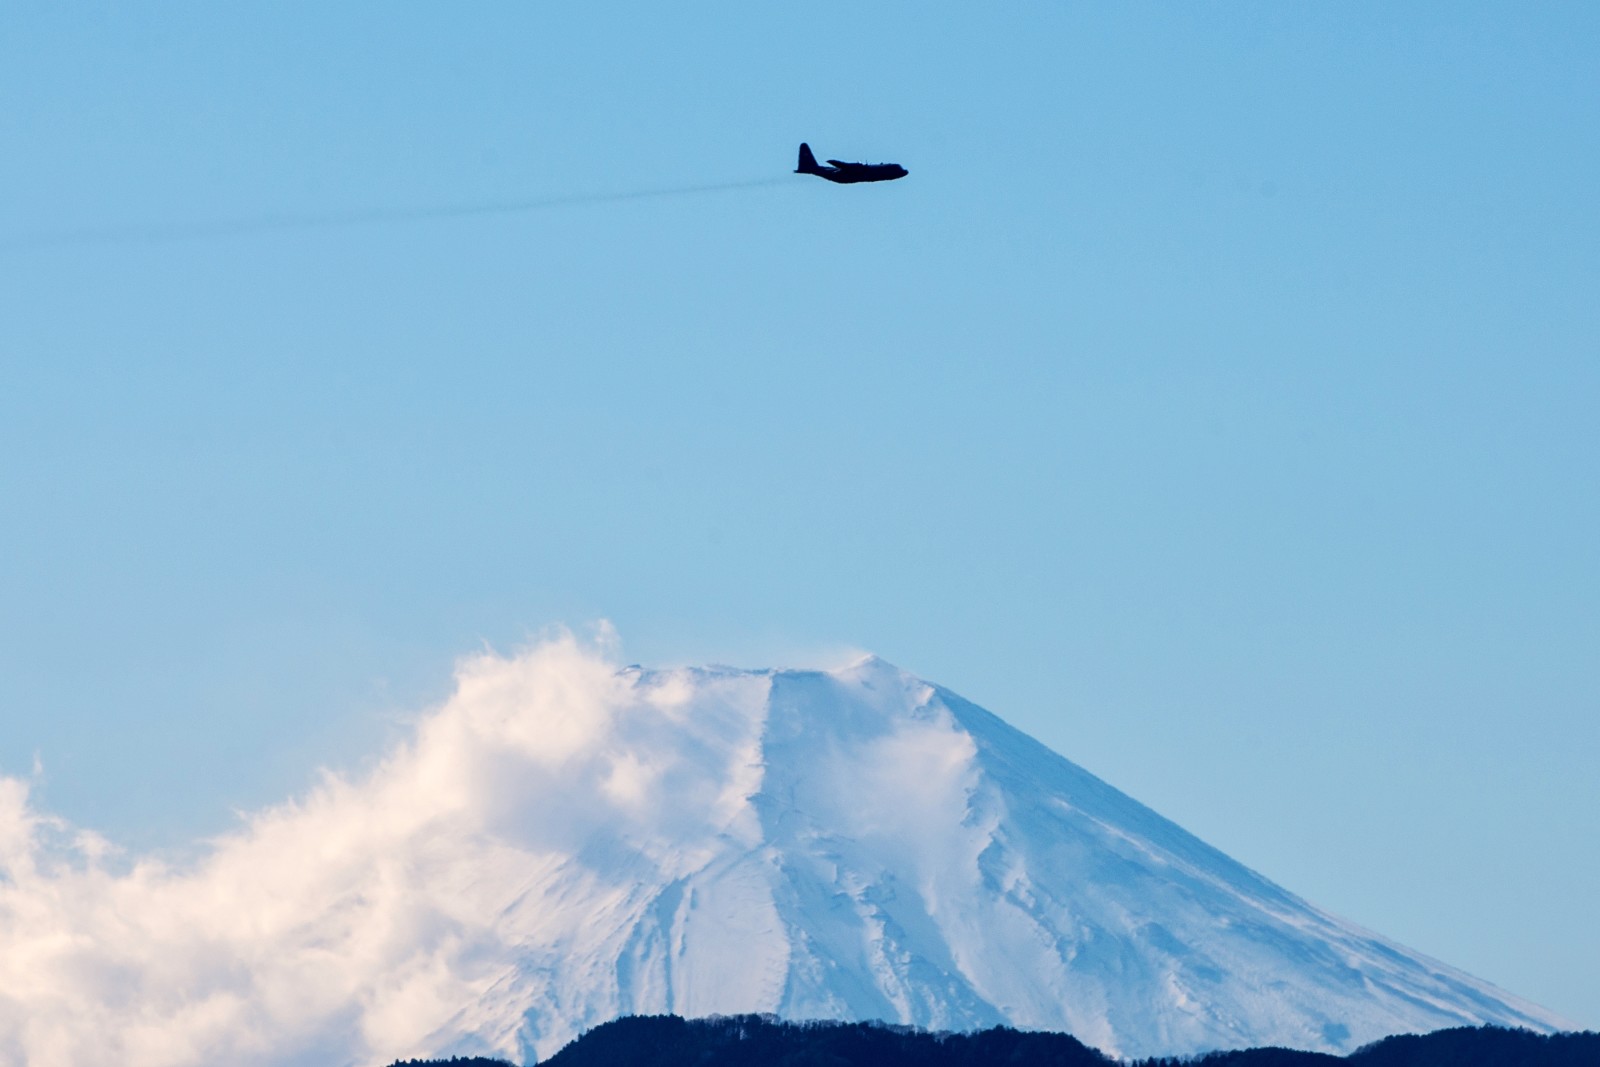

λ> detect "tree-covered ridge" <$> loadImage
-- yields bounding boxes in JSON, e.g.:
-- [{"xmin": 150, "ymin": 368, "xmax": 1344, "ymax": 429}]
[
  {"xmin": 537, "ymin": 1014, "xmax": 1115, "ymax": 1067},
  {"xmin": 1140, "ymin": 1024, "xmax": 1599, "ymax": 1067},
  {"xmin": 387, "ymin": 1015, "xmax": 1600, "ymax": 1067}
]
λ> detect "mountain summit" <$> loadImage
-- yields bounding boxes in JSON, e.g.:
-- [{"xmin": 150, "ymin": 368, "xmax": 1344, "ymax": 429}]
[{"xmin": 423, "ymin": 650, "xmax": 1564, "ymax": 1062}]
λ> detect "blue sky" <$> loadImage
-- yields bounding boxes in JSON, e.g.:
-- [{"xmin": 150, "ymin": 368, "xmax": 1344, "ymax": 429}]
[{"xmin": 2, "ymin": 2, "xmax": 1596, "ymax": 1028}]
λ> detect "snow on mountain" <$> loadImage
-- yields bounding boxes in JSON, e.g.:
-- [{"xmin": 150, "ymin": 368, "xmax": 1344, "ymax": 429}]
[
  {"xmin": 0, "ymin": 636, "xmax": 1571, "ymax": 1067},
  {"xmin": 421, "ymin": 649, "xmax": 1567, "ymax": 1062}
]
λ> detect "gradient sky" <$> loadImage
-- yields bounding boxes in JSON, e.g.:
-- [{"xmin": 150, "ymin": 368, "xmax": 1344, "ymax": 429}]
[{"xmin": 2, "ymin": 2, "xmax": 1596, "ymax": 1029}]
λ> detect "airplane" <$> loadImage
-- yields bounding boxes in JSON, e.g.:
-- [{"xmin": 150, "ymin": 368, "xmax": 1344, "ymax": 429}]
[{"xmin": 795, "ymin": 143, "xmax": 908, "ymax": 184}]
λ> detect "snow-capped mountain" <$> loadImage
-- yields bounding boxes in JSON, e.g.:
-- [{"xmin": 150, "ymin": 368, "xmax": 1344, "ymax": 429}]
[
  {"xmin": 0, "ymin": 640, "xmax": 1569, "ymax": 1067},
  {"xmin": 425, "ymin": 653, "xmax": 1566, "ymax": 1062}
]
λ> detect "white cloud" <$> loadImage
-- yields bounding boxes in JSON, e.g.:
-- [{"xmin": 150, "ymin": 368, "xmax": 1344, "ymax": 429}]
[{"xmin": 0, "ymin": 627, "xmax": 765, "ymax": 1067}]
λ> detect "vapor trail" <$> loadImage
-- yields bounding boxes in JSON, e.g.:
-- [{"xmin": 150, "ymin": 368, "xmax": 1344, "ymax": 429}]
[{"xmin": 1, "ymin": 176, "xmax": 791, "ymax": 252}]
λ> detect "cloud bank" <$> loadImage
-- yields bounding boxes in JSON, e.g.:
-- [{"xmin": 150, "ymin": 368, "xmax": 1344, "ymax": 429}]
[{"xmin": 0, "ymin": 629, "xmax": 765, "ymax": 1067}]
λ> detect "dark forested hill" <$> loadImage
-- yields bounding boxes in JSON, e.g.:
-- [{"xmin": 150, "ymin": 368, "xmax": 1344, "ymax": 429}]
[
  {"xmin": 1139, "ymin": 1025, "xmax": 1600, "ymax": 1067},
  {"xmin": 535, "ymin": 1014, "xmax": 1116, "ymax": 1067},
  {"xmin": 386, "ymin": 1016, "xmax": 1600, "ymax": 1067}
]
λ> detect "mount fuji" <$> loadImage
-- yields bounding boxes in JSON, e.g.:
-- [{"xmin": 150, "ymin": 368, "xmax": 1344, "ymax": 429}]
[
  {"xmin": 0, "ymin": 639, "xmax": 1570, "ymax": 1067},
  {"xmin": 417, "ymin": 650, "xmax": 1566, "ymax": 1063}
]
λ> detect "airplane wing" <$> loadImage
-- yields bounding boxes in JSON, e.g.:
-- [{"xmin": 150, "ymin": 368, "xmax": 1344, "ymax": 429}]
[{"xmin": 826, "ymin": 159, "xmax": 857, "ymax": 168}]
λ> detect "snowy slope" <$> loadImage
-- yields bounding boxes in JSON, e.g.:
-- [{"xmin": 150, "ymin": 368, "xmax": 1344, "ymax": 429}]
[{"xmin": 422, "ymin": 655, "xmax": 1567, "ymax": 1063}]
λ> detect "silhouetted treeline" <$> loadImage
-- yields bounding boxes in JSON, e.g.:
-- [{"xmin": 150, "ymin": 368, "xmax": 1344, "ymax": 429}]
[
  {"xmin": 535, "ymin": 1014, "xmax": 1115, "ymax": 1067},
  {"xmin": 1137, "ymin": 1025, "xmax": 1599, "ymax": 1067},
  {"xmin": 387, "ymin": 1016, "xmax": 1600, "ymax": 1067}
]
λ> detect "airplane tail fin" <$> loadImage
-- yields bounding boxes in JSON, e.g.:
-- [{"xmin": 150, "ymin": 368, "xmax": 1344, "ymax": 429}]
[{"xmin": 796, "ymin": 142, "xmax": 821, "ymax": 174}]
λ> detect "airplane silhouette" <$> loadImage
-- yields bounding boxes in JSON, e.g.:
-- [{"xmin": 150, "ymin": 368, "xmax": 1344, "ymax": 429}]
[{"xmin": 795, "ymin": 143, "xmax": 908, "ymax": 184}]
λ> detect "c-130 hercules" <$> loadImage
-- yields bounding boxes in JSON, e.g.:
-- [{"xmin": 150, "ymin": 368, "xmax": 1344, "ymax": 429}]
[{"xmin": 795, "ymin": 143, "xmax": 908, "ymax": 184}]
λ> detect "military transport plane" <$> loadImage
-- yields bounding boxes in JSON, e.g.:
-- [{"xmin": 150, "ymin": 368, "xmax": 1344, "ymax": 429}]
[{"xmin": 795, "ymin": 143, "xmax": 908, "ymax": 184}]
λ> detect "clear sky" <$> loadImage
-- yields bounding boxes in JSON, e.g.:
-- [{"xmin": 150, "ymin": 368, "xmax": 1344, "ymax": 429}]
[{"xmin": 1, "ymin": 1, "xmax": 1596, "ymax": 1029}]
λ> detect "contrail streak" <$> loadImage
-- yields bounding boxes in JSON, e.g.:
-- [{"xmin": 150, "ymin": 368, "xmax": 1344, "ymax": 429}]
[{"xmin": 1, "ymin": 177, "xmax": 791, "ymax": 252}]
